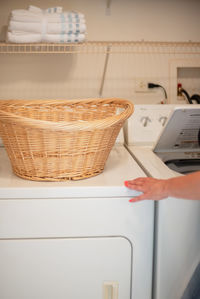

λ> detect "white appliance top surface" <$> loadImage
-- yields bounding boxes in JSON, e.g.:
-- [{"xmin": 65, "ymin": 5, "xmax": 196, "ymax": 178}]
[{"xmin": 0, "ymin": 146, "xmax": 146, "ymax": 199}]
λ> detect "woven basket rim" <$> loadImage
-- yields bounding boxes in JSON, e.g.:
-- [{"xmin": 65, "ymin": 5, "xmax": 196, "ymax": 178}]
[{"xmin": 0, "ymin": 98, "xmax": 134, "ymax": 131}]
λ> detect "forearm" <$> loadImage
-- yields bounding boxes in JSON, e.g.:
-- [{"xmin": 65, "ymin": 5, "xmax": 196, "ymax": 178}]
[{"xmin": 165, "ymin": 171, "xmax": 200, "ymax": 200}]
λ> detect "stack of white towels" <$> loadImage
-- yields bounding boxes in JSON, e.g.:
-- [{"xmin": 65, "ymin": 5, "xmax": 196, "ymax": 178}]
[{"xmin": 7, "ymin": 5, "xmax": 86, "ymax": 43}]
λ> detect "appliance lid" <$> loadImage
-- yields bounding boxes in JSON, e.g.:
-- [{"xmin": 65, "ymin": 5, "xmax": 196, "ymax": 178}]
[{"xmin": 154, "ymin": 107, "xmax": 200, "ymax": 154}]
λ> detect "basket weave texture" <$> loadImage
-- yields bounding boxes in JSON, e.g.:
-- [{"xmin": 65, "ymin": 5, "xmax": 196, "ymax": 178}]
[{"xmin": 0, "ymin": 98, "xmax": 133, "ymax": 181}]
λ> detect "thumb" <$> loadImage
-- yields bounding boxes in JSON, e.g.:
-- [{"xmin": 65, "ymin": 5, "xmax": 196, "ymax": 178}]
[{"xmin": 129, "ymin": 194, "xmax": 147, "ymax": 203}]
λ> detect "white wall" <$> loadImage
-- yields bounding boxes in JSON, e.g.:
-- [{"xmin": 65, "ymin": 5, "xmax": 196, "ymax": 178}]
[
  {"xmin": 0, "ymin": 0, "xmax": 200, "ymax": 104},
  {"xmin": 1, "ymin": 0, "xmax": 200, "ymax": 42}
]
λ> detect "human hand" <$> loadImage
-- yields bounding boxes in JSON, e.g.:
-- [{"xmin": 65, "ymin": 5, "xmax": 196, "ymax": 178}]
[{"xmin": 124, "ymin": 177, "xmax": 169, "ymax": 202}]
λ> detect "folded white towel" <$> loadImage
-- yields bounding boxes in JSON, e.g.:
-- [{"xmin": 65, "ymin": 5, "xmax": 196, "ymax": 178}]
[
  {"xmin": 10, "ymin": 14, "xmax": 85, "ymax": 24},
  {"xmin": 44, "ymin": 33, "xmax": 85, "ymax": 43},
  {"xmin": 28, "ymin": 5, "xmax": 63, "ymax": 14},
  {"xmin": 11, "ymin": 9, "xmax": 85, "ymax": 22},
  {"xmin": 7, "ymin": 31, "xmax": 86, "ymax": 43},
  {"xmin": 9, "ymin": 20, "xmax": 86, "ymax": 34},
  {"xmin": 7, "ymin": 7, "xmax": 86, "ymax": 44}
]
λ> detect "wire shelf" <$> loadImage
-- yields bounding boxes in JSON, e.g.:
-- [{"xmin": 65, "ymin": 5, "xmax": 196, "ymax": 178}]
[
  {"xmin": 1, "ymin": 41, "xmax": 200, "ymax": 54},
  {"xmin": 0, "ymin": 41, "xmax": 200, "ymax": 104}
]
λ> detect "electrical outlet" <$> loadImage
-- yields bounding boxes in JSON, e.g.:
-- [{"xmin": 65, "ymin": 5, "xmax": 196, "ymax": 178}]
[{"xmin": 135, "ymin": 79, "xmax": 149, "ymax": 92}]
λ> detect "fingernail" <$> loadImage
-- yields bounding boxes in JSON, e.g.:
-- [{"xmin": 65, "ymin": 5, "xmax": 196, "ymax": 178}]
[
  {"xmin": 124, "ymin": 181, "xmax": 128, "ymax": 186},
  {"xmin": 129, "ymin": 199, "xmax": 133, "ymax": 203}
]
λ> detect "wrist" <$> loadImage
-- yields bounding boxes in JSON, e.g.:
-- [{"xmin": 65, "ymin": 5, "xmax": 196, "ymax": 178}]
[{"xmin": 162, "ymin": 179, "xmax": 171, "ymax": 198}]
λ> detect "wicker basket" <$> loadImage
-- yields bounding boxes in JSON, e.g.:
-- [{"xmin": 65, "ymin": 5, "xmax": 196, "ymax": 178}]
[{"xmin": 0, "ymin": 98, "xmax": 134, "ymax": 181}]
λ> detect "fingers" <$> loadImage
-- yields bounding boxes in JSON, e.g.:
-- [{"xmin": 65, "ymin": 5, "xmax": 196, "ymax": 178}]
[
  {"xmin": 129, "ymin": 191, "xmax": 152, "ymax": 202},
  {"xmin": 129, "ymin": 196, "xmax": 146, "ymax": 203},
  {"xmin": 124, "ymin": 178, "xmax": 152, "ymax": 202},
  {"xmin": 124, "ymin": 178, "xmax": 145, "ymax": 189},
  {"xmin": 124, "ymin": 178, "xmax": 145, "ymax": 185},
  {"xmin": 124, "ymin": 178, "xmax": 148, "ymax": 192},
  {"xmin": 124, "ymin": 177, "xmax": 167, "ymax": 202}
]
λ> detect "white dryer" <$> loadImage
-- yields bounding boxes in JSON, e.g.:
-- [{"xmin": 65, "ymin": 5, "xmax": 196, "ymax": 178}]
[
  {"xmin": 126, "ymin": 104, "xmax": 200, "ymax": 299},
  {"xmin": 0, "ymin": 132, "xmax": 154, "ymax": 299}
]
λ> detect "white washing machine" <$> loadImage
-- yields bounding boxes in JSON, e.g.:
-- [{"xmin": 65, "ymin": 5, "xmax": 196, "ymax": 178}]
[
  {"xmin": 0, "ymin": 132, "xmax": 154, "ymax": 299},
  {"xmin": 126, "ymin": 104, "xmax": 200, "ymax": 299}
]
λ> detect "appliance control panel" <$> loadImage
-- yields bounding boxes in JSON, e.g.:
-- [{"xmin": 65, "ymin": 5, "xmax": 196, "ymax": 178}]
[{"xmin": 126, "ymin": 104, "xmax": 177, "ymax": 146}]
